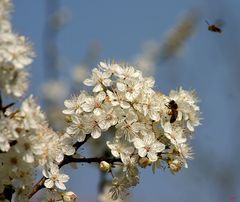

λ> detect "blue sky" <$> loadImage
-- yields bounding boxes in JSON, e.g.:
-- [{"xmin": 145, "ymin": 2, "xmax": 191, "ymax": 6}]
[{"xmin": 12, "ymin": 0, "xmax": 240, "ymax": 201}]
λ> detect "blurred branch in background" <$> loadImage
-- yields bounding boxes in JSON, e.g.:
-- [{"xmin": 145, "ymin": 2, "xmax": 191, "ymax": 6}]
[
  {"xmin": 42, "ymin": 0, "xmax": 70, "ymax": 130},
  {"xmin": 43, "ymin": 0, "xmax": 63, "ymax": 79},
  {"xmin": 135, "ymin": 9, "xmax": 201, "ymax": 76},
  {"xmin": 42, "ymin": 0, "xmax": 101, "ymax": 130}
]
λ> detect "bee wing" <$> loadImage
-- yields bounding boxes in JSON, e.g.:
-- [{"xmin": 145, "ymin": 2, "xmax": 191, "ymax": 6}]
[
  {"xmin": 215, "ymin": 19, "xmax": 225, "ymax": 27},
  {"xmin": 205, "ymin": 20, "xmax": 210, "ymax": 25}
]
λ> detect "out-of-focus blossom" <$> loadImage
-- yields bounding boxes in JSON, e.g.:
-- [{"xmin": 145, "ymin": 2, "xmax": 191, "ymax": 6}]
[
  {"xmin": 135, "ymin": 10, "xmax": 200, "ymax": 75},
  {"xmin": 41, "ymin": 80, "xmax": 69, "ymax": 102},
  {"xmin": 71, "ymin": 64, "xmax": 89, "ymax": 83},
  {"xmin": 0, "ymin": 0, "xmax": 34, "ymax": 97}
]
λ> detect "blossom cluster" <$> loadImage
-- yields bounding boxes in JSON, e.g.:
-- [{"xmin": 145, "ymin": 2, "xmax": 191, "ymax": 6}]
[
  {"xmin": 63, "ymin": 61, "xmax": 201, "ymax": 200},
  {"xmin": 0, "ymin": 96, "xmax": 75, "ymax": 201},
  {"xmin": 0, "ymin": 0, "xmax": 34, "ymax": 97}
]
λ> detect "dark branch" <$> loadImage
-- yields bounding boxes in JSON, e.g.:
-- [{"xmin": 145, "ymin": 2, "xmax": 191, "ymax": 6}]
[
  {"xmin": 28, "ymin": 155, "xmax": 121, "ymax": 199},
  {"xmin": 1, "ymin": 102, "xmax": 15, "ymax": 113},
  {"xmin": 62, "ymin": 156, "xmax": 121, "ymax": 165},
  {"xmin": 27, "ymin": 177, "xmax": 46, "ymax": 199},
  {"xmin": 72, "ymin": 134, "xmax": 91, "ymax": 153},
  {"xmin": 0, "ymin": 92, "xmax": 15, "ymax": 114}
]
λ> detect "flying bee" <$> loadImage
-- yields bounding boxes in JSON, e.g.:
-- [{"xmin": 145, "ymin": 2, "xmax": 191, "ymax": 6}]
[
  {"xmin": 205, "ymin": 20, "xmax": 223, "ymax": 33},
  {"xmin": 165, "ymin": 100, "xmax": 178, "ymax": 123}
]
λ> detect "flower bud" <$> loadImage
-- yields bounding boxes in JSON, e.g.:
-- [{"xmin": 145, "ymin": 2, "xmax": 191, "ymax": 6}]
[
  {"xmin": 138, "ymin": 157, "xmax": 152, "ymax": 168},
  {"xmin": 61, "ymin": 191, "xmax": 77, "ymax": 202},
  {"xmin": 169, "ymin": 159, "xmax": 182, "ymax": 174},
  {"xmin": 99, "ymin": 161, "xmax": 111, "ymax": 172}
]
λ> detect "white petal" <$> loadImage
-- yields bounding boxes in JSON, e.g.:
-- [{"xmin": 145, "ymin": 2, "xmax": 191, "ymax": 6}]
[
  {"xmin": 51, "ymin": 165, "xmax": 60, "ymax": 175},
  {"xmin": 91, "ymin": 128, "xmax": 101, "ymax": 139},
  {"xmin": 66, "ymin": 126, "xmax": 79, "ymax": 135},
  {"xmin": 44, "ymin": 179, "xmax": 54, "ymax": 188},
  {"xmin": 148, "ymin": 152, "xmax": 158, "ymax": 162},
  {"xmin": 62, "ymin": 109, "xmax": 74, "ymax": 115},
  {"xmin": 121, "ymin": 154, "xmax": 130, "ymax": 164},
  {"xmin": 83, "ymin": 78, "xmax": 95, "ymax": 86},
  {"xmin": 55, "ymin": 153, "xmax": 64, "ymax": 163},
  {"xmin": 150, "ymin": 111, "xmax": 160, "ymax": 121},
  {"xmin": 96, "ymin": 91, "xmax": 106, "ymax": 101},
  {"xmin": 63, "ymin": 145, "xmax": 75, "ymax": 156},
  {"xmin": 133, "ymin": 138, "xmax": 145, "ymax": 149},
  {"xmin": 154, "ymin": 142, "xmax": 165, "ymax": 152},
  {"xmin": 120, "ymin": 101, "xmax": 130, "ymax": 109},
  {"xmin": 125, "ymin": 146, "xmax": 135, "ymax": 155},
  {"xmin": 102, "ymin": 78, "xmax": 112, "ymax": 86},
  {"xmin": 64, "ymin": 100, "xmax": 74, "ymax": 108},
  {"xmin": 93, "ymin": 108, "xmax": 102, "ymax": 116},
  {"xmin": 177, "ymin": 111, "xmax": 183, "ymax": 121},
  {"xmin": 187, "ymin": 121, "xmax": 194, "ymax": 132},
  {"xmin": 116, "ymin": 82, "xmax": 126, "ymax": 91},
  {"xmin": 77, "ymin": 134, "xmax": 86, "ymax": 142},
  {"xmin": 58, "ymin": 174, "xmax": 70, "ymax": 182},
  {"xmin": 93, "ymin": 84, "xmax": 103, "ymax": 92},
  {"xmin": 138, "ymin": 148, "xmax": 147, "ymax": 157},
  {"xmin": 163, "ymin": 122, "xmax": 172, "ymax": 133},
  {"xmin": 23, "ymin": 153, "xmax": 34, "ymax": 163},
  {"xmin": 100, "ymin": 62, "xmax": 108, "ymax": 69},
  {"xmin": 42, "ymin": 169, "xmax": 49, "ymax": 178},
  {"xmin": 55, "ymin": 181, "xmax": 66, "ymax": 190},
  {"xmin": 111, "ymin": 150, "xmax": 120, "ymax": 158}
]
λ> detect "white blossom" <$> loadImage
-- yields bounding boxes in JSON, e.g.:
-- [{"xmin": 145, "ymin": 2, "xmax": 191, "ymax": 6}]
[
  {"xmin": 0, "ymin": 4, "xmax": 34, "ymax": 97},
  {"xmin": 133, "ymin": 131, "xmax": 165, "ymax": 162},
  {"xmin": 20, "ymin": 96, "xmax": 46, "ymax": 129},
  {"xmin": 14, "ymin": 134, "xmax": 43, "ymax": 163},
  {"xmin": 66, "ymin": 115, "xmax": 89, "ymax": 142},
  {"xmin": 97, "ymin": 105, "xmax": 118, "ymax": 130},
  {"xmin": 133, "ymin": 93, "xmax": 161, "ymax": 121},
  {"xmin": 83, "ymin": 68, "xmax": 112, "ymax": 92},
  {"xmin": 63, "ymin": 92, "xmax": 88, "ymax": 115},
  {"xmin": 43, "ymin": 163, "xmax": 69, "ymax": 190},
  {"xmin": 81, "ymin": 91, "xmax": 106, "ymax": 115},
  {"xmin": 0, "ymin": 115, "xmax": 19, "ymax": 152},
  {"xmin": 107, "ymin": 139, "xmax": 134, "ymax": 162},
  {"xmin": 108, "ymin": 177, "xmax": 130, "ymax": 201},
  {"xmin": 115, "ymin": 110, "xmax": 142, "ymax": 141},
  {"xmin": 116, "ymin": 79, "xmax": 142, "ymax": 102},
  {"xmin": 163, "ymin": 123, "xmax": 187, "ymax": 146},
  {"xmin": 106, "ymin": 90, "xmax": 131, "ymax": 109}
]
